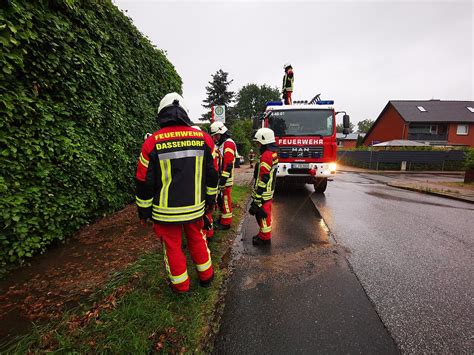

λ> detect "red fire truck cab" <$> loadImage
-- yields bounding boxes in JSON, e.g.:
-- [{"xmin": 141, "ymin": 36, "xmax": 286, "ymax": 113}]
[{"xmin": 259, "ymin": 100, "xmax": 350, "ymax": 193}]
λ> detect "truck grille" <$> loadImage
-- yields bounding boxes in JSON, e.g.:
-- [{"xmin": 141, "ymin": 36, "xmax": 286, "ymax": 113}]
[{"xmin": 278, "ymin": 146, "xmax": 324, "ymax": 159}]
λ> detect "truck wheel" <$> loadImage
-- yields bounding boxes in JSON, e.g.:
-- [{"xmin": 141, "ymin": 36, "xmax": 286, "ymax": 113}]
[{"xmin": 313, "ymin": 178, "xmax": 327, "ymax": 193}]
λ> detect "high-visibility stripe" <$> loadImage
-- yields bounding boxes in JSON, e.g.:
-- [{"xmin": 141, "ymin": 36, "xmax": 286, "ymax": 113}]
[
  {"xmin": 222, "ymin": 212, "xmax": 233, "ymax": 218},
  {"xmin": 206, "ymin": 186, "xmax": 218, "ymax": 195},
  {"xmin": 261, "ymin": 162, "xmax": 272, "ymax": 171},
  {"xmin": 136, "ymin": 196, "xmax": 153, "ymax": 208},
  {"xmin": 224, "ymin": 148, "xmax": 235, "ymax": 155},
  {"xmin": 163, "ymin": 243, "xmax": 188, "ymax": 285},
  {"xmin": 159, "ymin": 149, "xmax": 203, "ymax": 161},
  {"xmin": 159, "ymin": 160, "xmax": 172, "ymax": 207},
  {"xmin": 153, "ymin": 201, "xmax": 205, "ymax": 214},
  {"xmin": 258, "ymin": 180, "xmax": 266, "ymax": 188},
  {"xmin": 196, "ymin": 258, "xmax": 212, "ymax": 272},
  {"xmin": 261, "ymin": 218, "xmax": 271, "ymax": 233},
  {"xmin": 152, "ymin": 209, "xmax": 205, "ymax": 222},
  {"xmin": 170, "ymin": 270, "xmax": 189, "ymax": 285},
  {"xmin": 139, "ymin": 153, "xmax": 149, "ymax": 168},
  {"xmin": 194, "ymin": 155, "xmax": 203, "ymax": 205},
  {"xmin": 221, "ymin": 171, "xmax": 230, "ymax": 177}
]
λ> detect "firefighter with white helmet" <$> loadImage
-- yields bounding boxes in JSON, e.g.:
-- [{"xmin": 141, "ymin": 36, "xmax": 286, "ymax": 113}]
[
  {"xmin": 249, "ymin": 127, "xmax": 278, "ymax": 245},
  {"xmin": 282, "ymin": 62, "xmax": 294, "ymax": 105},
  {"xmin": 135, "ymin": 92, "xmax": 218, "ymax": 293},
  {"xmin": 209, "ymin": 121, "xmax": 237, "ymax": 230}
]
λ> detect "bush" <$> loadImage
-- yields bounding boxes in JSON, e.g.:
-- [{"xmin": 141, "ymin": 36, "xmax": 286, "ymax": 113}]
[
  {"xmin": 464, "ymin": 149, "xmax": 474, "ymax": 170},
  {"xmin": 230, "ymin": 119, "xmax": 255, "ymax": 160},
  {"xmin": 0, "ymin": 0, "xmax": 182, "ymax": 272}
]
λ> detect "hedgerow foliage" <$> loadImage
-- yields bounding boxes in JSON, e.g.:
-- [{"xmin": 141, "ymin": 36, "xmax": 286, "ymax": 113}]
[{"xmin": 0, "ymin": 0, "xmax": 182, "ymax": 272}]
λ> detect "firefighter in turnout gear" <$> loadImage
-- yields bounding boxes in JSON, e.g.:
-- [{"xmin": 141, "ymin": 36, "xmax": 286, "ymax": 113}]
[
  {"xmin": 249, "ymin": 128, "xmax": 278, "ymax": 246},
  {"xmin": 210, "ymin": 121, "xmax": 237, "ymax": 230},
  {"xmin": 135, "ymin": 93, "xmax": 219, "ymax": 293},
  {"xmin": 282, "ymin": 62, "xmax": 294, "ymax": 105}
]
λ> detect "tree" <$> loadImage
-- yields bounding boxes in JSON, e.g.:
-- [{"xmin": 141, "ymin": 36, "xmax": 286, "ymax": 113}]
[
  {"xmin": 234, "ymin": 84, "xmax": 280, "ymax": 120},
  {"xmin": 357, "ymin": 119, "xmax": 375, "ymax": 133},
  {"xmin": 336, "ymin": 122, "xmax": 355, "ymax": 133},
  {"xmin": 200, "ymin": 69, "xmax": 235, "ymax": 121}
]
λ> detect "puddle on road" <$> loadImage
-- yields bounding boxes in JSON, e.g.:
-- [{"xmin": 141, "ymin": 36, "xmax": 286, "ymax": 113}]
[
  {"xmin": 229, "ymin": 184, "xmax": 350, "ymax": 289},
  {"xmin": 365, "ymin": 190, "xmax": 474, "ymax": 210}
]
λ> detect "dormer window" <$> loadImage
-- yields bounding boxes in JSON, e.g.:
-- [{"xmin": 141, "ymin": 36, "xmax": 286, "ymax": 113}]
[
  {"xmin": 467, "ymin": 107, "xmax": 474, "ymax": 113},
  {"xmin": 417, "ymin": 106, "xmax": 427, "ymax": 112}
]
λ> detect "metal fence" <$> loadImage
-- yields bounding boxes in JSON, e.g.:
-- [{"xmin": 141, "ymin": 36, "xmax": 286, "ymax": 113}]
[{"xmin": 337, "ymin": 150, "xmax": 466, "ymax": 171}]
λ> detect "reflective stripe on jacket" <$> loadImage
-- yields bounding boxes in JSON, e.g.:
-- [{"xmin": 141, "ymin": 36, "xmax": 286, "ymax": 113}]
[
  {"xmin": 218, "ymin": 138, "xmax": 237, "ymax": 188},
  {"xmin": 135, "ymin": 125, "xmax": 218, "ymax": 223},
  {"xmin": 282, "ymin": 69, "xmax": 294, "ymax": 93},
  {"xmin": 252, "ymin": 149, "xmax": 278, "ymax": 205}
]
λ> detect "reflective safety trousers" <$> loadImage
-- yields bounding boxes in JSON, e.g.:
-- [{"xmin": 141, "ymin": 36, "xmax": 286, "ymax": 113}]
[
  {"xmin": 154, "ymin": 220, "xmax": 213, "ymax": 292},
  {"xmin": 135, "ymin": 125, "xmax": 218, "ymax": 224},
  {"xmin": 256, "ymin": 200, "xmax": 272, "ymax": 240}
]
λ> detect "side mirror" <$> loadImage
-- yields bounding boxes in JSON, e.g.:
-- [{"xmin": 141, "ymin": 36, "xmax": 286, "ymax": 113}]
[{"xmin": 343, "ymin": 114, "xmax": 350, "ymax": 129}]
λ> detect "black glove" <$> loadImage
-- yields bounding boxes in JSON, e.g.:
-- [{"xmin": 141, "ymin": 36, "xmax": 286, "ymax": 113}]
[
  {"xmin": 203, "ymin": 215, "xmax": 212, "ymax": 230},
  {"xmin": 248, "ymin": 202, "xmax": 258, "ymax": 216},
  {"xmin": 256, "ymin": 206, "xmax": 268, "ymax": 219},
  {"xmin": 217, "ymin": 192, "xmax": 223, "ymax": 207}
]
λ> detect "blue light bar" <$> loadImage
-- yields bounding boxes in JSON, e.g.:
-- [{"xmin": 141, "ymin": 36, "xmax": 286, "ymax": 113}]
[
  {"xmin": 266, "ymin": 101, "xmax": 283, "ymax": 107},
  {"xmin": 316, "ymin": 100, "xmax": 334, "ymax": 105}
]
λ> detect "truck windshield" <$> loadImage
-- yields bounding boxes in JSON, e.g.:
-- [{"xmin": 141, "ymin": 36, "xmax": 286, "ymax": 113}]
[{"xmin": 268, "ymin": 109, "xmax": 334, "ymax": 137}]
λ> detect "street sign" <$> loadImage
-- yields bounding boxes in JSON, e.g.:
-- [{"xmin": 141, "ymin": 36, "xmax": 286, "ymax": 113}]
[{"xmin": 214, "ymin": 105, "xmax": 225, "ymax": 123}]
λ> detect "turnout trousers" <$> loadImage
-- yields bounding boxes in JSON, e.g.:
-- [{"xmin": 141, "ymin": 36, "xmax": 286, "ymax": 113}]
[
  {"xmin": 154, "ymin": 220, "xmax": 213, "ymax": 293},
  {"xmin": 219, "ymin": 186, "xmax": 233, "ymax": 226},
  {"xmin": 256, "ymin": 200, "xmax": 272, "ymax": 240}
]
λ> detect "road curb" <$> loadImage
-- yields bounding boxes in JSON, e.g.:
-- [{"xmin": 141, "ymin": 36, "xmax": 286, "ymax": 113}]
[{"xmin": 386, "ymin": 183, "xmax": 474, "ymax": 204}]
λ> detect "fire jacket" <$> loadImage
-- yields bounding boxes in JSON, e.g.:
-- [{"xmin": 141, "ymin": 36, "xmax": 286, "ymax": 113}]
[
  {"xmin": 135, "ymin": 125, "xmax": 219, "ymax": 223},
  {"xmin": 282, "ymin": 69, "xmax": 294, "ymax": 93},
  {"xmin": 218, "ymin": 138, "xmax": 237, "ymax": 188},
  {"xmin": 252, "ymin": 145, "xmax": 279, "ymax": 206}
]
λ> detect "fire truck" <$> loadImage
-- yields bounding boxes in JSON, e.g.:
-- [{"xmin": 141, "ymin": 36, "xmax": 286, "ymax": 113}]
[{"xmin": 255, "ymin": 97, "xmax": 350, "ymax": 193}]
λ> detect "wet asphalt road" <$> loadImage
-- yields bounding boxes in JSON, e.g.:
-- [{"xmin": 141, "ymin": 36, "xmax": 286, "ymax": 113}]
[
  {"xmin": 312, "ymin": 172, "xmax": 474, "ymax": 353},
  {"xmin": 214, "ymin": 185, "xmax": 398, "ymax": 354}
]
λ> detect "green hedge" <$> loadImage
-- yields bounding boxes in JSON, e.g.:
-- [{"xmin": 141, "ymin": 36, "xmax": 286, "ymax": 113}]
[{"xmin": 0, "ymin": 0, "xmax": 182, "ymax": 272}]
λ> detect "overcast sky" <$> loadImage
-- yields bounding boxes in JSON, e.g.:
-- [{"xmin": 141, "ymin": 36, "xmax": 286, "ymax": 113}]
[{"xmin": 114, "ymin": 0, "xmax": 473, "ymax": 126}]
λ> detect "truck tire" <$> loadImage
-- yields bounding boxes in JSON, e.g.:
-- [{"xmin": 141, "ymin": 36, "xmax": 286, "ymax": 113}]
[{"xmin": 313, "ymin": 178, "xmax": 327, "ymax": 193}]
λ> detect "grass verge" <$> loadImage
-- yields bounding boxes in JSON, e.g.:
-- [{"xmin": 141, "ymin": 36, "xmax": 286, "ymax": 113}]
[{"xmin": 2, "ymin": 184, "xmax": 251, "ymax": 353}]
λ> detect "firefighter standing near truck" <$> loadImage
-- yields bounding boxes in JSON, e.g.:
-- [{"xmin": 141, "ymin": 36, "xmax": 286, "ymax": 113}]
[
  {"xmin": 282, "ymin": 63, "xmax": 294, "ymax": 105},
  {"xmin": 249, "ymin": 128, "xmax": 278, "ymax": 246},
  {"xmin": 135, "ymin": 93, "xmax": 218, "ymax": 293},
  {"xmin": 209, "ymin": 121, "xmax": 236, "ymax": 230}
]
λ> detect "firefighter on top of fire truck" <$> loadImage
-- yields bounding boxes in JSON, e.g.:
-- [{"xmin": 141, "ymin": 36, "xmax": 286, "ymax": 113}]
[
  {"xmin": 282, "ymin": 62, "xmax": 294, "ymax": 105},
  {"xmin": 249, "ymin": 127, "xmax": 278, "ymax": 246},
  {"xmin": 209, "ymin": 121, "xmax": 237, "ymax": 230},
  {"xmin": 135, "ymin": 93, "xmax": 219, "ymax": 293}
]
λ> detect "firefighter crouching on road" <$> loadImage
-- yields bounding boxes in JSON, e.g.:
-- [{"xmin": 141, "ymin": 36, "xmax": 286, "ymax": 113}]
[
  {"xmin": 135, "ymin": 93, "xmax": 219, "ymax": 293},
  {"xmin": 210, "ymin": 121, "xmax": 237, "ymax": 230},
  {"xmin": 282, "ymin": 62, "xmax": 294, "ymax": 105},
  {"xmin": 249, "ymin": 128, "xmax": 278, "ymax": 246}
]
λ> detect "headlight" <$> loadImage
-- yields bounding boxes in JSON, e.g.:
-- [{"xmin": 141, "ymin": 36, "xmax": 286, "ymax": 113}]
[{"xmin": 329, "ymin": 162, "xmax": 337, "ymax": 172}]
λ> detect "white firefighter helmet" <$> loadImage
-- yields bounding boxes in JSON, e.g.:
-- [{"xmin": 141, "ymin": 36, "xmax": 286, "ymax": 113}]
[
  {"xmin": 210, "ymin": 121, "xmax": 228, "ymax": 136},
  {"xmin": 191, "ymin": 125, "xmax": 201, "ymax": 130},
  {"xmin": 283, "ymin": 62, "xmax": 292, "ymax": 69},
  {"xmin": 157, "ymin": 92, "xmax": 189, "ymax": 115},
  {"xmin": 254, "ymin": 128, "xmax": 276, "ymax": 145}
]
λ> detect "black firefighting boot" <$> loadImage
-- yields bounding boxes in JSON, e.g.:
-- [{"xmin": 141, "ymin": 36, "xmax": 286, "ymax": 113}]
[
  {"xmin": 252, "ymin": 235, "xmax": 271, "ymax": 246},
  {"xmin": 199, "ymin": 274, "xmax": 214, "ymax": 288},
  {"xmin": 215, "ymin": 222, "xmax": 231, "ymax": 231}
]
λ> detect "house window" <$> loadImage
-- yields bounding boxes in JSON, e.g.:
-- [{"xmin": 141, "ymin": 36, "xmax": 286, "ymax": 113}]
[{"xmin": 456, "ymin": 124, "xmax": 469, "ymax": 135}]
